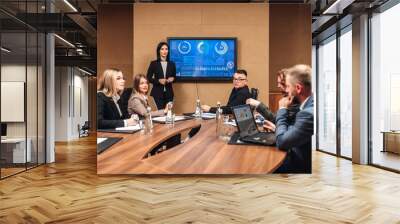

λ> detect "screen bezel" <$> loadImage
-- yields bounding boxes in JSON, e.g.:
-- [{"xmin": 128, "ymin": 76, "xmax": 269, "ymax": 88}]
[{"xmin": 167, "ymin": 37, "xmax": 237, "ymax": 82}]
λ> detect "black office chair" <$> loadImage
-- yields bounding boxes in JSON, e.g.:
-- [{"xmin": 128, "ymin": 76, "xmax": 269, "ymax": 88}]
[
  {"xmin": 78, "ymin": 121, "xmax": 90, "ymax": 138},
  {"xmin": 250, "ymin": 88, "xmax": 259, "ymax": 100},
  {"xmin": 120, "ymin": 87, "xmax": 133, "ymax": 116}
]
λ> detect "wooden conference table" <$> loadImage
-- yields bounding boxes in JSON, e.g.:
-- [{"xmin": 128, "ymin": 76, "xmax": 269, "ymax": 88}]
[{"xmin": 97, "ymin": 119, "xmax": 287, "ymax": 174}]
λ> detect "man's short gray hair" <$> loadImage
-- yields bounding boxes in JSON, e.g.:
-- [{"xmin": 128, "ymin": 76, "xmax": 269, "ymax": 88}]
[{"xmin": 287, "ymin": 64, "xmax": 312, "ymax": 89}]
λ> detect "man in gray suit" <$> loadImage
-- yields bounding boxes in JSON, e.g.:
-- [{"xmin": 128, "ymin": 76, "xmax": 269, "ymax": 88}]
[{"xmin": 267, "ymin": 64, "xmax": 314, "ymax": 173}]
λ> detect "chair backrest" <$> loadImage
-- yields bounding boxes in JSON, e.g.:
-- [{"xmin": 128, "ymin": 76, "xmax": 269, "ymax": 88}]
[
  {"xmin": 82, "ymin": 121, "xmax": 90, "ymax": 130},
  {"xmin": 120, "ymin": 87, "xmax": 133, "ymax": 116},
  {"xmin": 250, "ymin": 88, "xmax": 259, "ymax": 100}
]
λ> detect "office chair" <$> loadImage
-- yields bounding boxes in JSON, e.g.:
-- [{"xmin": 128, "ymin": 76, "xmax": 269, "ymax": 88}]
[
  {"xmin": 120, "ymin": 87, "xmax": 133, "ymax": 115},
  {"xmin": 79, "ymin": 121, "xmax": 90, "ymax": 138},
  {"xmin": 251, "ymin": 88, "xmax": 259, "ymax": 100}
]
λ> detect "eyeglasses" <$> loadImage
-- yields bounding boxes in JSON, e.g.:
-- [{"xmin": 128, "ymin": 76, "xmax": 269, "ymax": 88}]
[{"xmin": 233, "ymin": 78, "xmax": 247, "ymax": 82}]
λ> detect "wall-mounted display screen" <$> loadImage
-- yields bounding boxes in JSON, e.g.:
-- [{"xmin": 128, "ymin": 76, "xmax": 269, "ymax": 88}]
[{"xmin": 168, "ymin": 38, "xmax": 237, "ymax": 81}]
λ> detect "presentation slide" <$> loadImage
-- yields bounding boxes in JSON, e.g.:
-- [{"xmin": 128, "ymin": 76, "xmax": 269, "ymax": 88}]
[{"xmin": 169, "ymin": 38, "xmax": 236, "ymax": 80}]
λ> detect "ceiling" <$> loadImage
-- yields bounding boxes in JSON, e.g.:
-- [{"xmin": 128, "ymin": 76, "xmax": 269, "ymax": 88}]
[
  {"xmin": 0, "ymin": 0, "xmax": 97, "ymax": 74},
  {"xmin": 0, "ymin": 0, "xmax": 390, "ymax": 74}
]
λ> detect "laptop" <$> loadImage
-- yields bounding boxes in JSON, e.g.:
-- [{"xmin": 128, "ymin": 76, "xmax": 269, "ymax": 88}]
[{"xmin": 231, "ymin": 104, "xmax": 276, "ymax": 146}]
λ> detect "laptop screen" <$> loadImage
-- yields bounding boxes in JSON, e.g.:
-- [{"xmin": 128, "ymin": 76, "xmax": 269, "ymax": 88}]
[{"xmin": 232, "ymin": 105, "xmax": 258, "ymax": 137}]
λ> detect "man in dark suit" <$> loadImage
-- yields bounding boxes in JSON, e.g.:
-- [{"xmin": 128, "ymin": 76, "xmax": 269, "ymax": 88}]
[
  {"xmin": 265, "ymin": 64, "xmax": 314, "ymax": 173},
  {"xmin": 201, "ymin": 69, "xmax": 252, "ymax": 114}
]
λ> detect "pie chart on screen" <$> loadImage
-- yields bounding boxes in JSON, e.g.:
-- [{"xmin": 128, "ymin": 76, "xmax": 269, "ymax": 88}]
[{"xmin": 215, "ymin": 41, "xmax": 228, "ymax": 55}]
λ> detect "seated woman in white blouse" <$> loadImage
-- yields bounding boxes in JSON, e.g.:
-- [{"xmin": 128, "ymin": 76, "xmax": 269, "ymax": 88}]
[{"xmin": 128, "ymin": 74, "xmax": 167, "ymax": 118}]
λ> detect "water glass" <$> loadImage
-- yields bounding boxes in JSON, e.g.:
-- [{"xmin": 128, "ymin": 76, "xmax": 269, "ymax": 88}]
[
  {"xmin": 132, "ymin": 114, "xmax": 139, "ymax": 125},
  {"xmin": 167, "ymin": 114, "xmax": 175, "ymax": 127},
  {"xmin": 139, "ymin": 120, "xmax": 144, "ymax": 129},
  {"xmin": 171, "ymin": 114, "xmax": 175, "ymax": 125}
]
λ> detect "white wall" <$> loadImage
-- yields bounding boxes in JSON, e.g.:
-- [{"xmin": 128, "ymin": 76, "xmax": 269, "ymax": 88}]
[
  {"xmin": 54, "ymin": 67, "xmax": 89, "ymax": 141},
  {"xmin": 1, "ymin": 63, "xmax": 46, "ymax": 164},
  {"xmin": 72, "ymin": 72, "xmax": 89, "ymax": 138},
  {"xmin": 1, "ymin": 65, "xmax": 30, "ymax": 137},
  {"xmin": 55, "ymin": 66, "xmax": 69, "ymax": 141}
]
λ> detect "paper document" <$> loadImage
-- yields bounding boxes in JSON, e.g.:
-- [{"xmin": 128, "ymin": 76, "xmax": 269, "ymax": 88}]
[
  {"xmin": 97, "ymin": 138, "xmax": 107, "ymax": 144},
  {"xmin": 224, "ymin": 121, "xmax": 237, "ymax": 127},
  {"xmin": 202, "ymin": 113, "xmax": 216, "ymax": 119},
  {"xmin": 152, "ymin": 116, "xmax": 187, "ymax": 122},
  {"xmin": 115, "ymin": 124, "xmax": 141, "ymax": 131}
]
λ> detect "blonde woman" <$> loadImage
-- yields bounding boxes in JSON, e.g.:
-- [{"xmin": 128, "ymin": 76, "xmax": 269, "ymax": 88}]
[
  {"xmin": 128, "ymin": 74, "xmax": 167, "ymax": 118},
  {"xmin": 97, "ymin": 68, "xmax": 137, "ymax": 129}
]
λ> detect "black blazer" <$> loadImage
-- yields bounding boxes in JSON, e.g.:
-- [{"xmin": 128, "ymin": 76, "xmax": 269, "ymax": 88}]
[
  {"xmin": 210, "ymin": 86, "xmax": 252, "ymax": 114},
  {"xmin": 146, "ymin": 60, "xmax": 176, "ymax": 99},
  {"xmin": 97, "ymin": 92, "xmax": 129, "ymax": 129}
]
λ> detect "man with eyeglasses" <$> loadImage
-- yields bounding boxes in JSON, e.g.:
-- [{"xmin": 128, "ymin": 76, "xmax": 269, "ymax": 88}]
[
  {"xmin": 201, "ymin": 69, "xmax": 252, "ymax": 114},
  {"xmin": 246, "ymin": 69, "xmax": 300, "ymax": 124}
]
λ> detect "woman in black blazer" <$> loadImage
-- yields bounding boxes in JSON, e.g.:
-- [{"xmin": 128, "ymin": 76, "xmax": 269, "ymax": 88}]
[
  {"xmin": 147, "ymin": 42, "xmax": 176, "ymax": 110},
  {"xmin": 97, "ymin": 68, "xmax": 137, "ymax": 129}
]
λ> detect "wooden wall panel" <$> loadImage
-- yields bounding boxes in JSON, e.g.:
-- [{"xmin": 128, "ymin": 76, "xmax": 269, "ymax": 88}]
[
  {"xmin": 97, "ymin": 3, "xmax": 312, "ymax": 115},
  {"xmin": 269, "ymin": 4, "xmax": 312, "ymax": 93},
  {"xmin": 97, "ymin": 4, "xmax": 134, "ymax": 85},
  {"xmin": 133, "ymin": 3, "xmax": 269, "ymax": 113},
  {"xmin": 268, "ymin": 92, "xmax": 282, "ymax": 115}
]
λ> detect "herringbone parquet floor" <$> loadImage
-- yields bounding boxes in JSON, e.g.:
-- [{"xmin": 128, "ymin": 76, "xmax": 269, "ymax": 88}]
[{"xmin": 1, "ymin": 135, "xmax": 400, "ymax": 223}]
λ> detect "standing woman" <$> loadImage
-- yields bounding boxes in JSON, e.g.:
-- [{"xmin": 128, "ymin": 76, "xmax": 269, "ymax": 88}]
[
  {"xmin": 147, "ymin": 42, "xmax": 176, "ymax": 110},
  {"xmin": 97, "ymin": 68, "xmax": 136, "ymax": 129}
]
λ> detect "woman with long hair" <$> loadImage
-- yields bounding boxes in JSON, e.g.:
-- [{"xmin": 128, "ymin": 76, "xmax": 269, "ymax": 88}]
[
  {"xmin": 146, "ymin": 41, "xmax": 176, "ymax": 110},
  {"xmin": 97, "ymin": 68, "xmax": 137, "ymax": 129},
  {"xmin": 128, "ymin": 74, "xmax": 167, "ymax": 118}
]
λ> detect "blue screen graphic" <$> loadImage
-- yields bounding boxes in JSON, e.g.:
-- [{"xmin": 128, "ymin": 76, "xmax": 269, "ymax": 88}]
[{"xmin": 168, "ymin": 38, "xmax": 236, "ymax": 80}]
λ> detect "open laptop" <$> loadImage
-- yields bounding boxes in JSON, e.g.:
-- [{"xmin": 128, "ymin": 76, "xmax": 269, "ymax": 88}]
[{"xmin": 231, "ymin": 104, "xmax": 276, "ymax": 146}]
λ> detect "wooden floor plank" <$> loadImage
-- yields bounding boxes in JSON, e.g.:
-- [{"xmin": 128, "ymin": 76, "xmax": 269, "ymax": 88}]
[{"xmin": 0, "ymin": 135, "xmax": 400, "ymax": 223}]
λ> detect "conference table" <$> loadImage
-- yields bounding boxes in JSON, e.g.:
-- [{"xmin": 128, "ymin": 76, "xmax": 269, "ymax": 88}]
[{"xmin": 97, "ymin": 119, "xmax": 287, "ymax": 174}]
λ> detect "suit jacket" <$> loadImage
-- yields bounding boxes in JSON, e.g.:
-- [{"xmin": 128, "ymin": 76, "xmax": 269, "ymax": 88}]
[
  {"xmin": 97, "ymin": 92, "xmax": 129, "ymax": 129},
  {"xmin": 275, "ymin": 95, "xmax": 314, "ymax": 173},
  {"xmin": 128, "ymin": 93, "xmax": 165, "ymax": 118},
  {"xmin": 257, "ymin": 102, "xmax": 299, "ymax": 124},
  {"xmin": 256, "ymin": 102, "xmax": 275, "ymax": 122},
  {"xmin": 209, "ymin": 86, "xmax": 252, "ymax": 114},
  {"xmin": 147, "ymin": 60, "xmax": 176, "ymax": 99}
]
